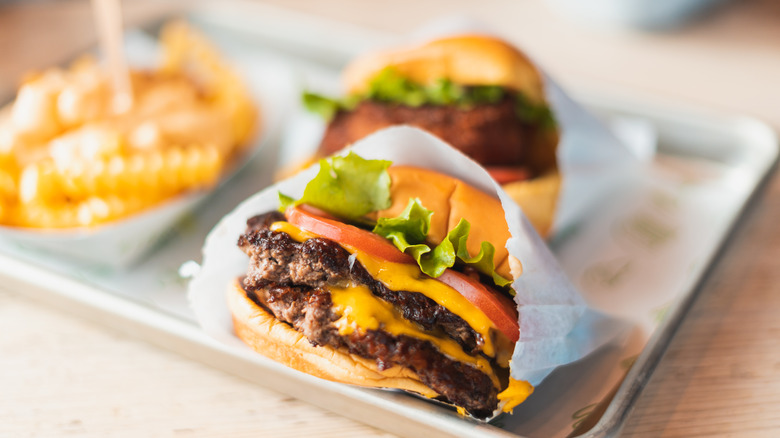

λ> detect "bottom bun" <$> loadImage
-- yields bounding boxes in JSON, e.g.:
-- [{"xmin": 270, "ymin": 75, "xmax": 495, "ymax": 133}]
[
  {"xmin": 502, "ymin": 170, "xmax": 560, "ymax": 237},
  {"xmin": 228, "ymin": 279, "xmax": 439, "ymax": 398}
]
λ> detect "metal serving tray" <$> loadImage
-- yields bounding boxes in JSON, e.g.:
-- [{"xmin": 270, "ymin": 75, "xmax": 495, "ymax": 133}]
[{"xmin": 1, "ymin": 3, "xmax": 776, "ymax": 437}]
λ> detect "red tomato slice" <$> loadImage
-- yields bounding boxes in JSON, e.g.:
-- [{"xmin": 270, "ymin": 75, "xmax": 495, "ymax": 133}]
[
  {"xmin": 438, "ymin": 269, "xmax": 520, "ymax": 343},
  {"xmin": 297, "ymin": 204, "xmax": 337, "ymax": 220},
  {"xmin": 486, "ymin": 166, "xmax": 531, "ymax": 185},
  {"xmin": 285, "ymin": 205, "xmax": 519, "ymax": 342},
  {"xmin": 285, "ymin": 206, "xmax": 415, "ymax": 265}
]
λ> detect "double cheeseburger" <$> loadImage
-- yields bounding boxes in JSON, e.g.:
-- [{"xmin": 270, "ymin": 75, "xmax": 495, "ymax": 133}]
[
  {"xmin": 229, "ymin": 153, "xmax": 532, "ymax": 418},
  {"xmin": 303, "ymin": 34, "xmax": 560, "ymax": 236}
]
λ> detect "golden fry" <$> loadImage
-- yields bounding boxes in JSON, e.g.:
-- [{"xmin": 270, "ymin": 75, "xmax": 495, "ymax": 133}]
[
  {"xmin": 0, "ymin": 22, "xmax": 257, "ymax": 229},
  {"xmin": 17, "ymin": 144, "xmax": 224, "ymax": 204},
  {"xmin": 0, "ymin": 169, "xmax": 15, "ymax": 200},
  {"xmin": 12, "ymin": 194, "xmax": 170, "ymax": 228}
]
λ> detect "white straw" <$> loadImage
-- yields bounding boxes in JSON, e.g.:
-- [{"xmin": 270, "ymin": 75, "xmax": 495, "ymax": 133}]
[{"xmin": 91, "ymin": 0, "xmax": 133, "ymax": 113}]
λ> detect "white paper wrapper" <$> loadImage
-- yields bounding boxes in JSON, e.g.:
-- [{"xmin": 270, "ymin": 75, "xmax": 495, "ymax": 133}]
[
  {"xmin": 545, "ymin": 79, "xmax": 642, "ymax": 234},
  {"xmin": 189, "ymin": 126, "xmax": 630, "ymax": 397},
  {"xmin": 380, "ymin": 17, "xmax": 645, "ymax": 234}
]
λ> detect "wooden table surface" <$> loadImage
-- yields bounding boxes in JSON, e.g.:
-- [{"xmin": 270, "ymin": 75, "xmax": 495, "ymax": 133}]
[{"xmin": 2, "ymin": 0, "xmax": 780, "ymax": 437}]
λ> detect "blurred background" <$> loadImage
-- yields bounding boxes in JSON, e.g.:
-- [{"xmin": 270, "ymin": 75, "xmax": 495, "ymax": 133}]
[
  {"xmin": 1, "ymin": 0, "xmax": 779, "ymax": 129},
  {"xmin": 2, "ymin": 1, "xmax": 780, "ymax": 437}
]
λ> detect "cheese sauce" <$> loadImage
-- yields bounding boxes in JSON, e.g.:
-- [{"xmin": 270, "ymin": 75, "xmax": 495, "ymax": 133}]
[{"xmin": 497, "ymin": 378, "xmax": 534, "ymax": 413}]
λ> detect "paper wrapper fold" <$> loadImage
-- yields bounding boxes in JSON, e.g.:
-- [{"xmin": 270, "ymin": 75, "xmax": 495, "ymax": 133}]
[
  {"xmin": 188, "ymin": 126, "xmax": 627, "ymax": 404},
  {"xmin": 545, "ymin": 78, "xmax": 640, "ymax": 234}
]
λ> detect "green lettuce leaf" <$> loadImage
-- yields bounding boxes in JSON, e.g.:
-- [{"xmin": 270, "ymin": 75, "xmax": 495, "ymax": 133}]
[
  {"xmin": 373, "ymin": 198, "xmax": 513, "ymax": 288},
  {"xmin": 302, "ymin": 91, "xmax": 340, "ymax": 120},
  {"xmin": 372, "ymin": 198, "xmax": 431, "ymax": 247},
  {"xmin": 303, "ymin": 68, "xmax": 556, "ymax": 131},
  {"xmin": 465, "ymin": 85, "xmax": 505, "ymax": 104},
  {"xmin": 279, "ymin": 153, "xmax": 513, "ymax": 289},
  {"xmin": 278, "ymin": 192, "xmax": 296, "ymax": 212},
  {"xmin": 514, "ymin": 93, "xmax": 557, "ymax": 130},
  {"xmin": 279, "ymin": 152, "xmax": 392, "ymax": 221},
  {"xmin": 366, "ymin": 68, "xmax": 506, "ymax": 109},
  {"xmin": 372, "ymin": 199, "xmax": 452, "ymax": 275},
  {"xmin": 366, "ymin": 68, "xmax": 428, "ymax": 107},
  {"xmin": 302, "ymin": 91, "xmax": 359, "ymax": 121},
  {"xmin": 445, "ymin": 219, "xmax": 513, "ymax": 288}
]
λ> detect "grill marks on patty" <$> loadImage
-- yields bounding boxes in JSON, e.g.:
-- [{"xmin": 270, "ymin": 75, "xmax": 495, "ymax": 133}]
[
  {"xmin": 238, "ymin": 212, "xmax": 499, "ymax": 416},
  {"xmin": 241, "ymin": 230, "xmax": 353, "ymax": 288},
  {"xmin": 318, "ymin": 96, "xmax": 536, "ymax": 168}
]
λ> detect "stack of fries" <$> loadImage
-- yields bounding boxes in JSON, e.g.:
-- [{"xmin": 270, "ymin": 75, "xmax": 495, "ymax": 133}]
[{"xmin": 0, "ymin": 22, "xmax": 257, "ymax": 228}]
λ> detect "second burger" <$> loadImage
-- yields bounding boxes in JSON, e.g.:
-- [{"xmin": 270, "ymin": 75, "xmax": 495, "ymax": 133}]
[{"xmin": 303, "ymin": 34, "xmax": 560, "ymax": 236}]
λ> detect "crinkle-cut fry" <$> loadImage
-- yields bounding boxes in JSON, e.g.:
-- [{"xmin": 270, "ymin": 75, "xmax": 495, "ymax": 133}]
[
  {"xmin": 159, "ymin": 21, "xmax": 257, "ymax": 147},
  {"xmin": 49, "ymin": 124, "xmax": 124, "ymax": 166},
  {"xmin": 224, "ymin": 87, "xmax": 257, "ymax": 147},
  {"xmin": 160, "ymin": 21, "xmax": 223, "ymax": 82},
  {"xmin": 0, "ymin": 198, "xmax": 11, "ymax": 223},
  {"xmin": 76, "ymin": 195, "xmax": 146, "ymax": 226},
  {"xmin": 181, "ymin": 143, "xmax": 222, "ymax": 188},
  {"xmin": 56, "ymin": 71, "xmax": 110, "ymax": 128},
  {"xmin": 12, "ymin": 201, "xmax": 81, "ymax": 228},
  {"xmin": 1, "ymin": 22, "xmax": 257, "ymax": 229},
  {"xmin": 0, "ymin": 109, "xmax": 16, "ymax": 157},
  {"xmin": 0, "ymin": 147, "xmax": 14, "ymax": 169},
  {"xmin": 0, "ymin": 169, "xmax": 16, "ymax": 200},
  {"xmin": 19, "ymin": 160, "xmax": 59, "ymax": 204},
  {"xmin": 13, "ymin": 194, "xmax": 166, "ymax": 228},
  {"xmin": 18, "ymin": 144, "xmax": 224, "ymax": 204}
]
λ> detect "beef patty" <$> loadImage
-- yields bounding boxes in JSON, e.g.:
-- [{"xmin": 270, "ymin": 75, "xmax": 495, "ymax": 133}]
[
  {"xmin": 318, "ymin": 96, "xmax": 535, "ymax": 168},
  {"xmin": 238, "ymin": 211, "xmax": 499, "ymax": 417}
]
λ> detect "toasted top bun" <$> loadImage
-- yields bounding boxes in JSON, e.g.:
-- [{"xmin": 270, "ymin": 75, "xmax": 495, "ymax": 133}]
[
  {"xmin": 277, "ymin": 158, "xmax": 557, "ymax": 239},
  {"xmin": 343, "ymin": 34, "xmax": 545, "ymax": 105},
  {"xmin": 372, "ymin": 166, "xmax": 518, "ymax": 280},
  {"xmin": 228, "ymin": 279, "xmax": 439, "ymax": 398}
]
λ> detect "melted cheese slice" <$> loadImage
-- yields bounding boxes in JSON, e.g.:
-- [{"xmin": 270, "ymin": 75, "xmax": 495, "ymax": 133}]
[
  {"xmin": 269, "ymin": 221, "xmax": 500, "ymax": 359},
  {"xmin": 329, "ymin": 283, "xmax": 497, "ymax": 386},
  {"xmin": 497, "ymin": 378, "xmax": 534, "ymax": 413}
]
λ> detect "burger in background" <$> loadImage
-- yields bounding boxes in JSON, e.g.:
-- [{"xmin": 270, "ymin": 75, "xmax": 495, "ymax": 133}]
[{"xmin": 303, "ymin": 35, "xmax": 560, "ymax": 236}]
